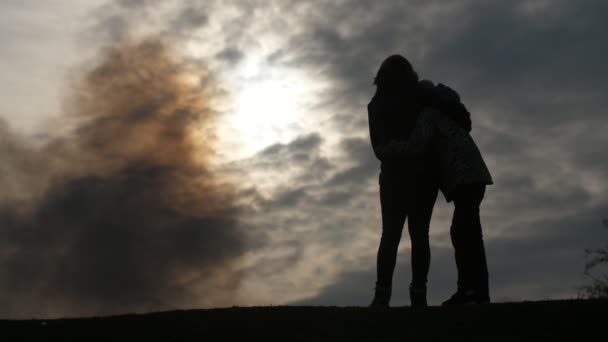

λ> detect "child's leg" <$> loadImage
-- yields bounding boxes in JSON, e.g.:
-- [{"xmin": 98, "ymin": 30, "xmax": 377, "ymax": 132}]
[{"xmin": 451, "ymin": 184, "xmax": 489, "ymax": 299}]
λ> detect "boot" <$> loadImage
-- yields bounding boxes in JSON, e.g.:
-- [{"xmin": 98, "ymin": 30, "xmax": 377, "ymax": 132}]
[
  {"xmin": 442, "ymin": 289, "xmax": 490, "ymax": 306},
  {"xmin": 370, "ymin": 285, "xmax": 391, "ymax": 307},
  {"xmin": 409, "ymin": 284, "xmax": 427, "ymax": 308}
]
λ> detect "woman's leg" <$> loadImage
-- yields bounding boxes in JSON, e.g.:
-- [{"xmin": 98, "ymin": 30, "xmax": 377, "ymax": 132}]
[
  {"xmin": 407, "ymin": 183, "xmax": 439, "ymax": 289},
  {"xmin": 375, "ymin": 180, "xmax": 408, "ymax": 291}
]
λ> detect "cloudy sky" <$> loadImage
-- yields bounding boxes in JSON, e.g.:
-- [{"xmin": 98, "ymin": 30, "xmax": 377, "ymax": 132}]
[{"xmin": 1, "ymin": 0, "xmax": 607, "ymax": 318}]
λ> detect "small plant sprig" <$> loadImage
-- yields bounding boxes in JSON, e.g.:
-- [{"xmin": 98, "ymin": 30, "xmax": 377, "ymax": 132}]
[{"xmin": 580, "ymin": 219, "xmax": 608, "ymax": 299}]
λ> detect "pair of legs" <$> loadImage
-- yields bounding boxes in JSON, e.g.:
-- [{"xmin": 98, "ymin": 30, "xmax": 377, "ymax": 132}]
[
  {"xmin": 447, "ymin": 184, "xmax": 490, "ymax": 303},
  {"xmin": 374, "ymin": 173, "xmax": 438, "ymax": 305}
]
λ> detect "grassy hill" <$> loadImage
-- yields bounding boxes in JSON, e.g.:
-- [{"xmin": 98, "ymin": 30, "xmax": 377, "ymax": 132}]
[{"xmin": 2, "ymin": 299, "xmax": 606, "ymax": 341}]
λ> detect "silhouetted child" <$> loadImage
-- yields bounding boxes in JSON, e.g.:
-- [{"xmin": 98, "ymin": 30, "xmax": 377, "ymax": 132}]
[{"xmin": 376, "ymin": 82, "xmax": 493, "ymax": 305}]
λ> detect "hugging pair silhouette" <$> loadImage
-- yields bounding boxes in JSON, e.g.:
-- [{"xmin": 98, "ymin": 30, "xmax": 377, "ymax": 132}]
[{"xmin": 368, "ymin": 55, "xmax": 493, "ymax": 308}]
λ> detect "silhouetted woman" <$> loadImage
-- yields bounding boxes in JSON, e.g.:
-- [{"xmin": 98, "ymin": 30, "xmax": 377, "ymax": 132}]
[
  {"xmin": 377, "ymin": 82, "xmax": 493, "ymax": 305},
  {"xmin": 368, "ymin": 55, "xmax": 439, "ymax": 307}
]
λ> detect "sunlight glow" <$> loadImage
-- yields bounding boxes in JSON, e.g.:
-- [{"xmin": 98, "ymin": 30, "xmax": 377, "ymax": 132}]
[
  {"xmin": 233, "ymin": 78, "xmax": 300, "ymax": 153},
  {"xmin": 214, "ymin": 55, "xmax": 320, "ymax": 161}
]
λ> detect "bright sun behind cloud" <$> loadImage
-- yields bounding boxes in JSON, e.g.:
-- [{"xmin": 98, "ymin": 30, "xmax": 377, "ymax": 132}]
[
  {"xmin": 232, "ymin": 78, "xmax": 300, "ymax": 154},
  {"xmin": 214, "ymin": 55, "xmax": 322, "ymax": 160}
]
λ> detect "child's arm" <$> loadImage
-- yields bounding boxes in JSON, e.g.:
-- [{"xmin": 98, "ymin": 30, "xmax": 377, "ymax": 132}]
[{"xmin": 375, "ymin": 109, "xmax": 437, "ymax": 159}]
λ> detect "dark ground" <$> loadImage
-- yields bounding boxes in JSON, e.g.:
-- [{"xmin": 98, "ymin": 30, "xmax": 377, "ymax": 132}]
[{"xmin": 1, "ymin": 299, "xmax": 606, "ymax": 341}]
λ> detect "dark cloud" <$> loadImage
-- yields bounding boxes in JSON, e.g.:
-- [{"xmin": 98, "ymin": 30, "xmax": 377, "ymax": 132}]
[
  {"xmin": 426, "ymin": 1, "xmax": 608, "ymax": 89},
  {"xmin": 242, "ymin": 133, "xmax": 334, "ymax": 183},
  {"xmin": 215, "ymin": 47, "xmax": 244, "ymax": 64},
  {"xmin": 88, "ymin": 0, "xmax": 163, "ymax": 42},
  {"xmin": 0, "ymin": 39, "xmax": 246, "ymax": 318},
  {"xmin": 326, "ymin": 138, "xmax": 377, "ymax": 187},
  {"xmin": 418, "ymin": 1, "xmax": 608, "ymax": 132},
  {"xmin": 114, "ymin": 0, "xmax": 161, "ymax": 10},
  {"xmin": 234, "ymin": 134, "xmax": 378, "ymax": 212},
  {"xmin": 94, "ymin": 14, "xmax": 130, "ymax": 42},
  {"xmin": 260, "ymin": 133, "xmax": 323, "ymax": 159},
  {"xmin": 170, "ymin": 6, "xmax": 208, "ymax": 32}
]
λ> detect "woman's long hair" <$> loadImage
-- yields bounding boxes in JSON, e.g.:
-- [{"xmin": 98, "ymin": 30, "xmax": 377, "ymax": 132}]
[{"xmin": 374, "ymin": 54, "xmax": 419, "ymax": 94}]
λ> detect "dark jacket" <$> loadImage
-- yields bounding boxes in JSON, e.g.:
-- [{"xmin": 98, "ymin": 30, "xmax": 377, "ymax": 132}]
[
  {"xmin": 367, "ymin": 85, "xmax": 432, "ymax": 184},
  {"xmin": 417, "ymin": 81, "xmax": 472, "ymax": 132},
  {"xmin": 376, "ymin": 108, "xmax": 493, "ymax": 201}
]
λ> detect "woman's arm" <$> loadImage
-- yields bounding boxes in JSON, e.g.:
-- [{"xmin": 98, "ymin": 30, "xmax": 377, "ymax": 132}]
[{"xmin": 368, "ymin": 101, "xmax": 390, "ymax": 161}]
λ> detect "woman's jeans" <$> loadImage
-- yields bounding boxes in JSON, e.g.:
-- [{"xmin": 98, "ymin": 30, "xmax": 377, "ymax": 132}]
[
  {"xmin": 451, "ymin": 184, "xmax": 489, "ymax": 298},
  {"xmin": 376, "ymin": 173, "xmax": 438, "ymax": 290}
]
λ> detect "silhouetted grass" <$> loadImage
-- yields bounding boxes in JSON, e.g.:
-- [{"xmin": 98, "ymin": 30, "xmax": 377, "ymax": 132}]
[{"xmin": 2, "ymin": 299, "xmax": 606, "ymax": 341}]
